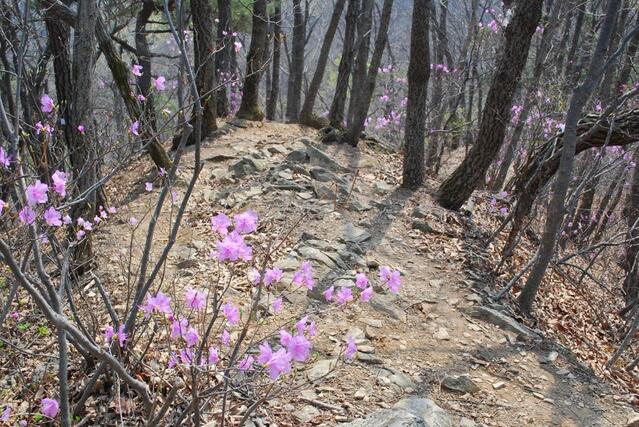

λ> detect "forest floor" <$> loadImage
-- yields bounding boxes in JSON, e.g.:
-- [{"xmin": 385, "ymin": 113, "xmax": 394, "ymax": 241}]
[{"xmin": 93, "ymin": 120, "xmax": 639, "ymax": 426}]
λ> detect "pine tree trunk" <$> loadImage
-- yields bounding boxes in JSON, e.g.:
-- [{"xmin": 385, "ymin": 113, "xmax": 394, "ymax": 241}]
[
  {"xmin": 236, "ymin": 0, "xmax": 268, "ymax": 121},
  {"xmin": 518, "ymin": 0, "xmax": 621, "ymax": 315},
  {"xmin": 436, "ymin": 0, "xmax": 543, "ymax": 211},
  {"xmin": 299, "ymin": 0, "xmax": 346, "ymax": 127},
  {"xmin": 328, "ymin": 0, "xmax": 359, "ymax": 129},
  {"xmin": 285, "ymin": 0, "xmax": 306, "ymax": 122},
  {"xmin": 401, "ymin": 0, "xmax": 431, "ymax": 189},
  {"xmin": 266, "ymin": 3, "xmax": 282, "ymax": 120}
]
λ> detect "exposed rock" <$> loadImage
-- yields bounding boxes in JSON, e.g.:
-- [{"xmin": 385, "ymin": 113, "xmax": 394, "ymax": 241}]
[
  {"xmin": 370, "ymin": 293, "xmax": 406, "ymax": 322},
  {"xmin": 441, "ymin": 375, "xmax": 480, "ymax": 394},
  {"xmin": 361, "ymin": 318, "xmax": 383, "ymax": 328},
  {"xmin": 540, "ymin": 351, "xmax": 559, "ymax": 364},
  {"xmin": 346, "ymin": 327, "xmax": 366, "ymax": 343},
  {"xmin": 459, "ymin": 417, "xmax": 477, "ymax": 427},
  {"xmin": 176, "ymin": 259, "xmax": 199, "ymax": 270},
  {"xmin": 286, "ymin": 149, "xmax": 309, "ymax": 163},
  {"xmin": 433, "ymin": 327, "xmax": 450, "ymax": 341},
  {"xmin": 374, "ymin": 181, "xmax": 394, "ymax": 194},
  {"xmin": 340, "ymin": 397, "xmax": 453, "ymax": 427},
  {"xmin": 356, "ymin": 353, "xmax": 384, "ymax": 365},
  {"xmin": 412, "ymin": 205, "xmax": 429, "ymax": 219},
  {"xmin": 412, "ymin": 219, "xmax": 434, "ymax": 233},
  {"xmin": 309, "ymin": 166, "xmax": 345, "ymax": 183},
  {"xmin": 204, "ymin": 146, "xmax": 237, "ymax": 162},
  {"xmin": 230, "ymin": 157, "xmax": 269, "ymax": 178},
  {"xmin": 297, "ymin": 246, "xmax": 339, "ymax": 269},
  {"xmin": 465, "ymin": 306, "xmax": 540, "ymax": 339},
  {"xmin": 299, "ymin": 138, "xmax": 349, "ymax": 172},
  {"xmin": 342, "ymin": 222, "xmax": 372, "ymax": 244},
  {"xmin": 307, "ymin": 359, "xmax": 337, "ymax": 381},
  {"xmin": 294, "ymin": 405, "xmax": 320, "ymax": 423},
  {"xmin": 626, "ymin": 415, "xmax": 639, "ymax": 427}
]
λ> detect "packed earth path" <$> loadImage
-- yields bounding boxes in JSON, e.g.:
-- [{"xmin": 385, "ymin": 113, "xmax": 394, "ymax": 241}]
[{"xmin": 98, "ymin": 120, "xmax": 638, "ymax": 426}]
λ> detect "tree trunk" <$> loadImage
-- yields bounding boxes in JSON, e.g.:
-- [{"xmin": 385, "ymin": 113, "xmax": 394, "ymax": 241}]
[
  {"xmin": 215, "ymin": 0, "xmax": 233, "ymax": 117},
  {"xmin": 401, "ymin": 0, "xmax": 431, "ymax": 189},
  {"xmin": 285, "ymin": 0, "xmax": 306, "ymax": 122},
  {"xmin": 346, "ymin": 0, "xmax": 374, "ymax": 127},
  {"xmin": 564, "ymin": 1, "xmax": 586, "ymax": 84},
  {"xmin": 615, "ymin": 12, "xmax": 639, "ymax": 95},
  {"xmin": 299, "ymin": 0, "xmax": 346, "ymax": 128},
  {"xmin": 236, "ymin": 0, "xmax": 268, "ymax": 121},
  {"xmin": 191, "ymin": 0, "xmax": 217, "ymax": 137},
  {"xmin": 598, "ymin": 0, "xmax": 629, "ymax": 105},
  {"xmin": 266, "ymin": 2, "xmax": 282, "ymax": 120},
  {"xmin": 622, "ymin": 164, "xmax": 639, "ymax": 303},
  {"xmin": 342, "ymin": 0, "xmax": 394, "ymax": 146},
  {"xmin": 491, "ymin": 0, "xmax": 563, "ymax": 191},
  {"xmin": 436, "ymin": 0, "xmax": 543, "ymax": 211},
  {"xmin": 135, "ymin": 1, "xmax": 157, "ymax": 132},
  {"xmin": 592, "ymin": 170, "xmax": 626, "ymax": 243},
  {"xmin": 517, "ymin": 0, "xmax": 621, "ymax": 315},
  {"xmin": 425, "ymin": 0, "xmax": 449, "ymax": 173},
  {"xmin": 328, "ymin": 0, "xmax": 359, "ymax": 128},
  {"xmin": 554, "ymin": 2, "xmax": 574, "ymax": 74}
]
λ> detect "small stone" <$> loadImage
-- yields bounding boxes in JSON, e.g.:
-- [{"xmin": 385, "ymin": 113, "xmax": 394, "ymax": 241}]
[
  {"xmin": 460, "ymin": 417, "xmax": 476, "ymax": 427},
  {"xmin": 370, "ymin": 293, "xmax": 406, "ymax": 322},
  {"xmin": 294, "ymin": 405, "xmax": 320, "ymax": 423},
  {"xmin": 374, "ymin": 181, "xmax": 394, "ymax": 194},
  {"xmin": 441, "ymin": 375, "xmax": 480, "ymax": 394},
  {"xmin": 492, "ymin": 382, "xmax": 506, "ymax": 390},
  {"xmin": 307, "ymin": 359, "xmax": 337, "ymax": 381},
  {"xmin": 361, "ymin": 318, "xmax": 383, "ymax": 328},
  {"xmin": 346, "ymin": 327, "xmax": 366, "ymax": 343},
  {"xmin": 434, "ymin": 327, "xmax": 450, "ymax": 341},
  {"xmin": 354, "ymin": 388, "xmax": 368, "ymax": 400},
  {"xmin": 365, "ymin": 326, "xmax": 379, "ymax": 340},
  {"xmin": 357, "ymin": 353, "xmax": 383, "ymax": 365},
  {"xmin": 412, "ymin": 219, "xmax": 433, "ymax": 233},
  {"xmin": 358, "ymin": 345, "xmax": 375, "ymax": 354},
  {"xmin": 465, "ymin": 293, "xmax": 483, "ymax": 303},
  {"xmin": 532, "ymin": 392, "xmax": 545, "ymax": 400},
  {"xmin": 412, "ymin": 205, "xmax": 428, "ymax": 219}
]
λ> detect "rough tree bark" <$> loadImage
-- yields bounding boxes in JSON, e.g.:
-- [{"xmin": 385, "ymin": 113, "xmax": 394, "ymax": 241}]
[
  {"xmin": 401, "ymin": 0, "xmax": 430, "ymax": 189},
  {"xmin": 190, "ymin": 0, "xmax": 217, "ymax": 137},
  {"xmin": 342, "ymin": 0, "xmax": 394, "ymax": 146},
  {"xmin": 564, "ymin": 1, "xmax": 586, "ymax": 85},
  {"xmin": 491, "ymin": 0, "xmax": 563, "ymax": 191},
  {"xmin": 135, "ymin": 1, "xmax": 157, "ymax": 132},
  {"xmin": 328, "ymin": 0, "xmax": 359, "ymax": 128},
  {"xmin": 299, "ymin": 0, "xmax": 346, "ymax": 128},
  {"xmin": 285, "ymin": 0, "xmax": 306, "ymax": 122},
  {"xmin": 236, "ymin": 0, "xmax": 268, "ymax": 121},
  {"xmin": 346, "ymin": 0, "xmax": 374, "ymax": 127},
  {"xmin": 266, "ymin": 2, "xmax": 282, "ymax": 120},
  {"xmin": 622, "ymin": 160, "xmax": 639, "ymax": 303},
  {"xmin": 518, "ymin": 0, "xmax": 622, "ymax": 315},
  {"xmin": 436, "ymin": 0, "xmax": 543, "ymax": 210},
  {"xmin": 216, "ymin": 0, "xmax": 233, "ymax": 117}
]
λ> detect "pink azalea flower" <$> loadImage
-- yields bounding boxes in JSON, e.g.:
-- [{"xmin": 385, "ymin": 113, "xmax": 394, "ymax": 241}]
[
  {"xmin": 104, "ymin": 325, "xmax": 114, "ymax": 343},
  {"xmin": 35, "ymin": 121, "xmax": 53, "ymax": 135},
  {"xmin": 263, "ymin": 267, "xmax": 283, "ymax": 286},
  {"xmin": 234, "ymin": 41, "xmax": 242, "ymax": 53},
  {"xmin": 180, "ymin": 348, "xmax": 194, "ymax": 365},
  {"xmin": 77, "ymin": 125, "xmax": 85, "ymax": 134},
  {"xmin": 170, "ymin": 317, "xmax": 189, "ymax": 339},
  {"xmin": 184, "ymin": 327, "xmax": 199, "ymax": 347},
  {"xmin": 50, "ymin": 170, "xmax": 67, "ymax": 197},
  {"xmin": 211, "ymin": 212, "xmax": 231, "ymax": 235},
  {"xmin": 220, "ymin": 329, "xmax": 231, "ymax": 346},
  {"xmin": 18, "ymin": 206, "xmax": 36, "ymax": 225},
  {"xmin": 1, "ymin": 405, "xmax": 10, "ymax": 422},
  {"xmin": 386, "ymin": 271, "xmax": 401, "ymax": 294},
  {"xmin": 344, "ymin": 336, "xmax": 357, "ymax": 360},
  {"xmin": 336, "ymin": 287, "xmax": 353, "ymax": 305},
  {"xmin": 26, "ymin": 180, "xmax": 48, "ymax": 205},
  {"xmin": 158, "ymin": 167, "xmax": 166, "ymax": 177},
  {"xmin": 292, "ymin": 260, "xmax": 314, "ymax": 289},
  {"xmin": 215, "ymin": 231, "xmax": 252, "ymax": 262},
  {"xmin": 141, "ymin": 291, "xmax": 172, "ymax": 316},
  {"xmin": 132, "ymin": 64, "xmax": 143, "ymax": 76},
  {"xmin": 144, "ymin": 182, "xmax": 153, "ymax": 192},
  {"xmin": 355, "ymin": 273, "xmax": 369, "ymax": 290},
  {"xmin": 76, "ymin": 230, "xmax": 86, "ymax": 240},
  {"xmin": 117, "ymin": 325, "xmax": 128, "ymax": 348},
  {"xmin": 40, "ymin": 94, "xmax": 55, "ymax": 114},
  {"xmin": 296, "ymin": 316, "xmax": 308, "ymax": 335},
  {"xmin": 258, "ymin": 343, "xmax": 292, "ymax": 379},
  {"xmin": 323, "ymin": 286, "xmax": 334, "ymax": 302},
  {"xmin": 153, "ymin": 75, "xmax": 166, "ymax": 91},
  {"xmin": 249, "ymin": 268, "xmax": 261, "ymax": 285},
  {"xmin": 62, "ymin": 214, "xmax": 72, "ymax": 225},
  {"xmin": 208, "ymin": 347, "xmax": 219, "ymax": 364},
  {"xmin": 238, "ymin": 355, "xmax": 254, "ymax": 372},
  {"xmin": 272, "ymin": 297, "xmax": 283, "ymax": 313},
  {"xmin": 0, "ymin": 147, "xmax": 10, "ymax": 169},
  {"xmin": 233, "ymin": 210, "xmax": 258, "ymax": 234},
  {"xmin": 379, "ymin": 266, "xmax": 392, "ymax": 282},
  {"xmin": 168, "ymin": 353, "xmax": 179, "ymax": 368},
  {"xmin": 130, "ymin": 120, "xmax": 140, "ymax": 136},
  {"xmin": 44, "ymin": 206, "xmax": 62, "ymax": 227},
  {"xmin": 108, "ymin": 206, "xmax": 117, "ymax": 214},
  {"xmin": 360, "ymin": 286, "xmax": 373, "ymax": 302},
  {"xmin": 308, "ymin": 321, "xmax": 316, "ymax": 337},
  {"xmin": 185, "ymin": 288, "xmax": 206, "ymax": 310},
  {"xmin": 223, "ymin": 302, "xmax": 240, "ymax": 325},
  {"xmin": 286, "ymin": 334, "xmax": 311, "ymax": 362},
  {"xmin": 0, "ymin": 199, "xmax": 5, "ymax": 215},
  {"xmin": 129, "ymin": 217, "xmax": 138, "ymax": 226},
  {"xmin": 279, "ymin": 329, "xmax": 292, "ymax": 347},
  {"xmin": 41, "ymin": 398, "xmax": 59, "ymax": 418}
]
